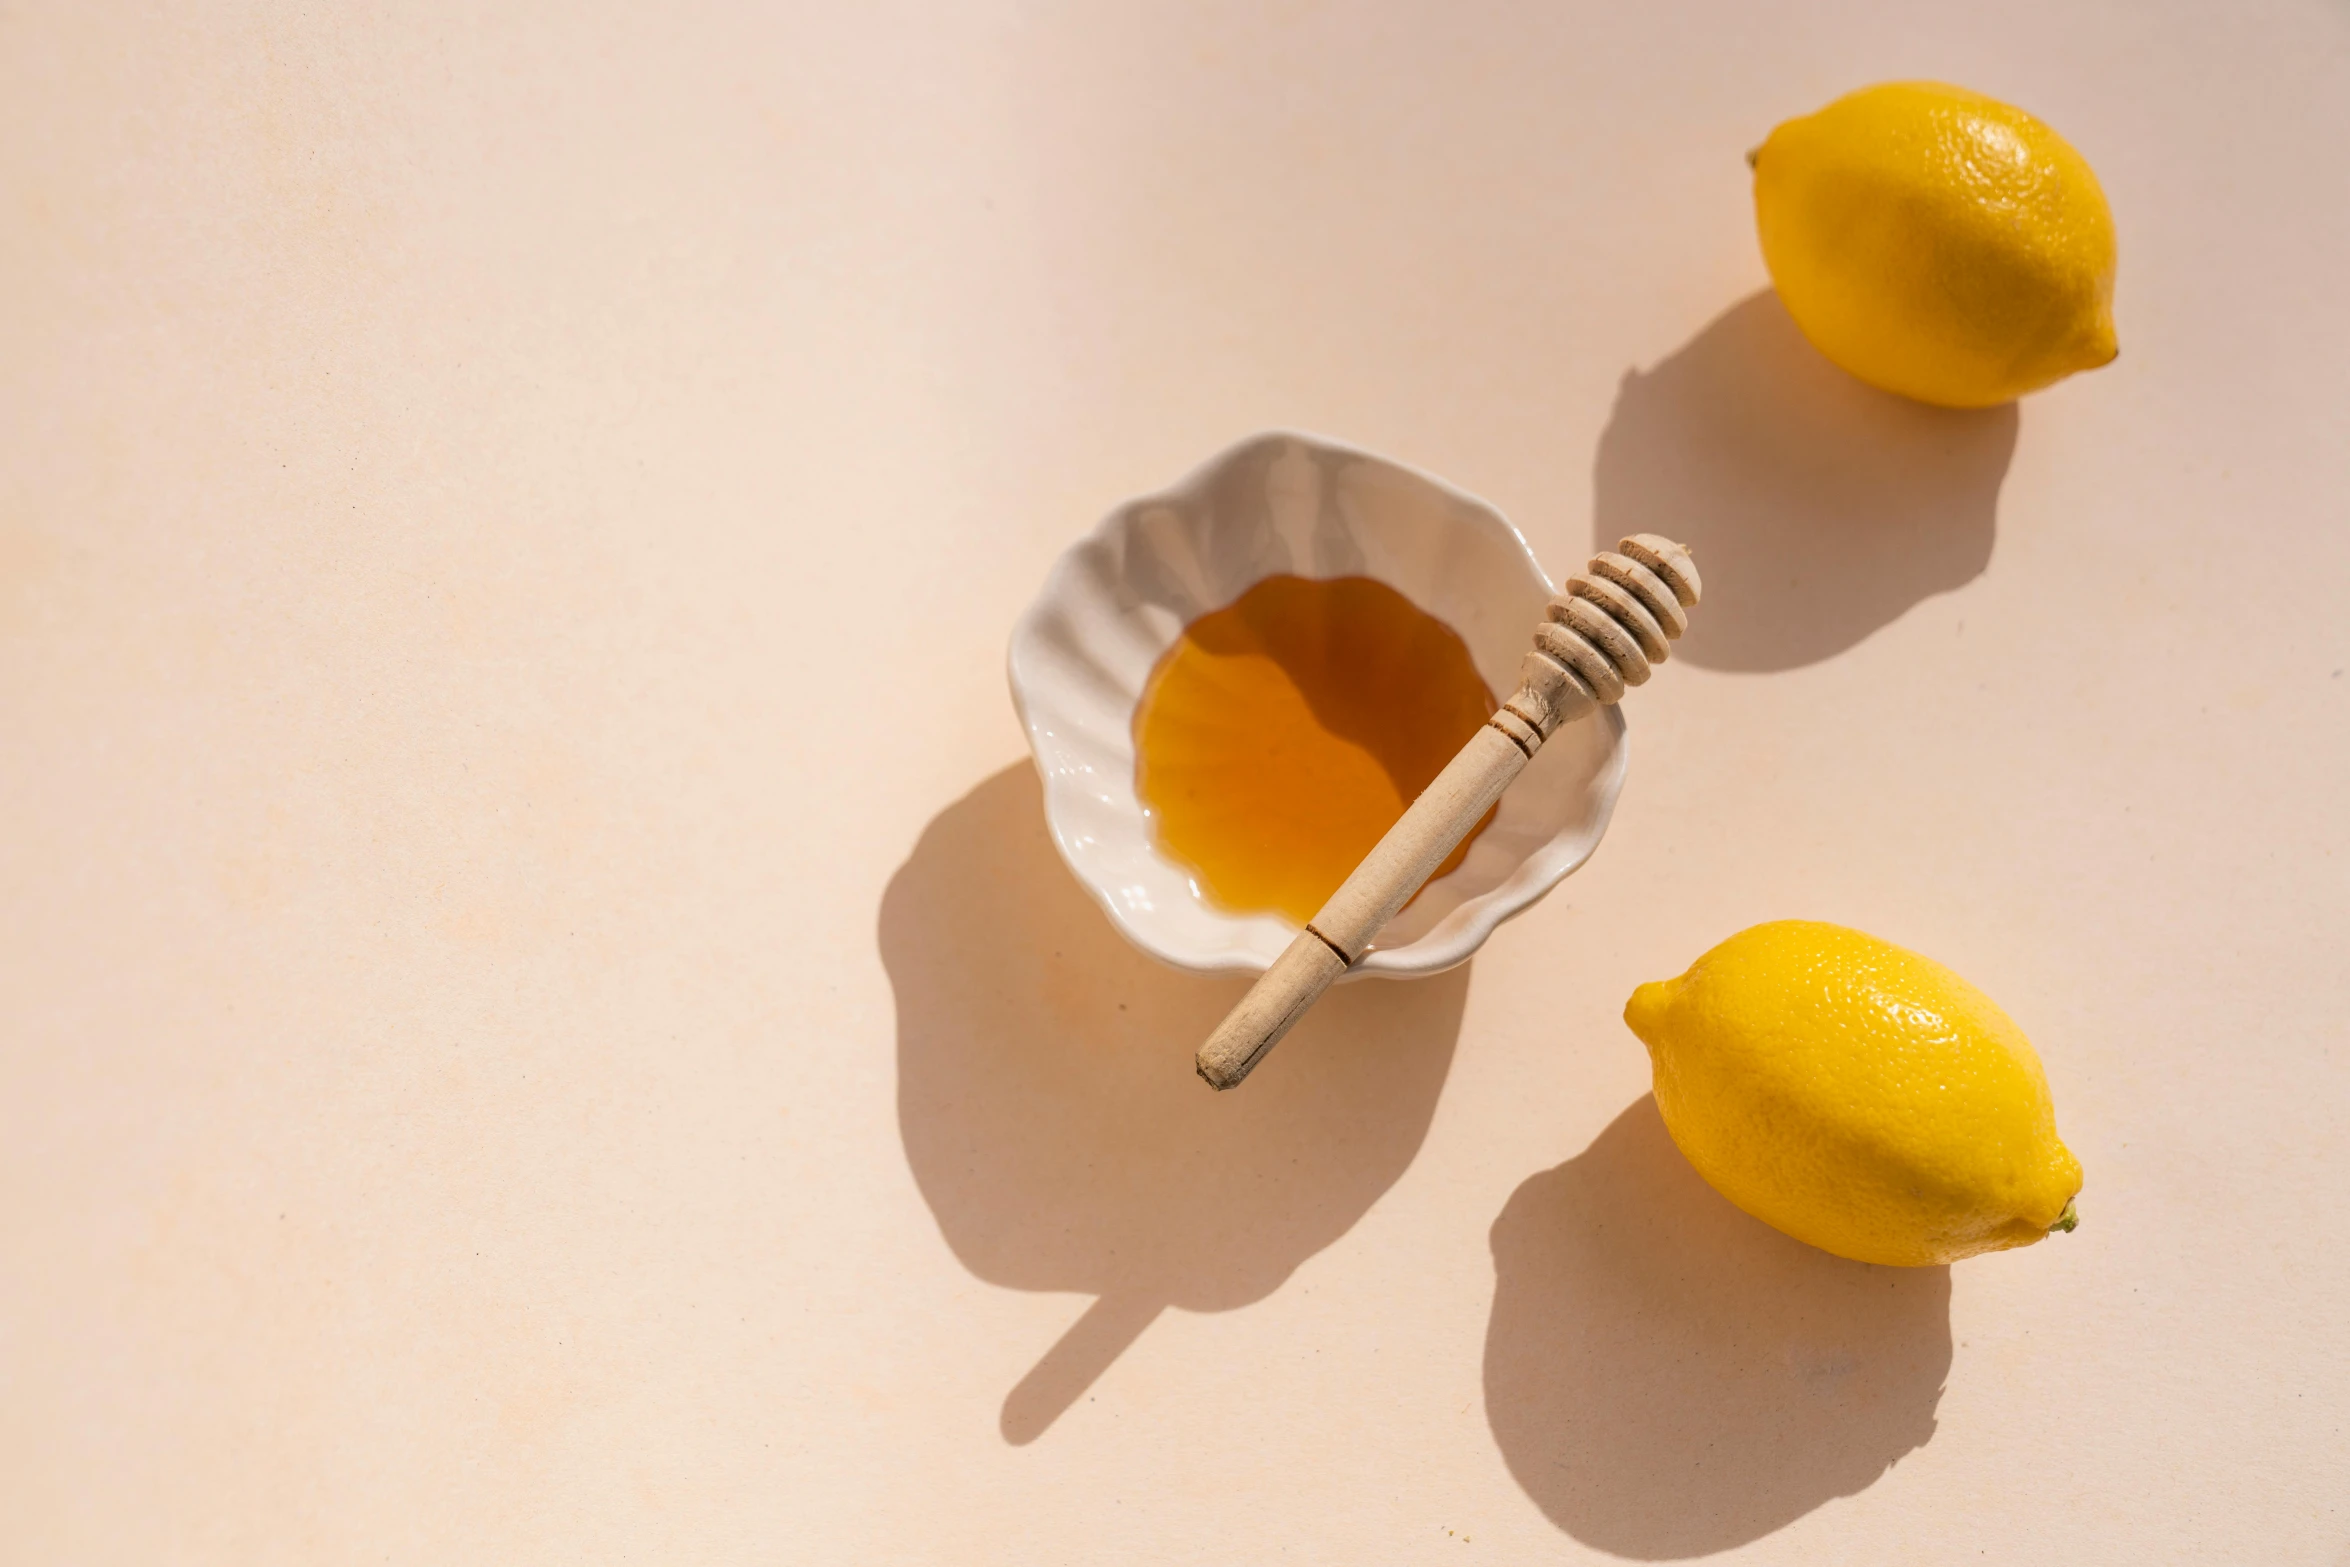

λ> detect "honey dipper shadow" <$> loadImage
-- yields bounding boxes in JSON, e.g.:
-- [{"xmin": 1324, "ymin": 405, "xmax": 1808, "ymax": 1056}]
[
  {"xmin": 882, "ymin": 764, "xmax": 1465, "ymax": 1445},
  {"xmin": 1484, "ymin": 1096, "xmax": 1951, "ymax": 1557},
  {"xmin": 1594, "ymin": 290, "xmax": 2017, "ymax": 671}
]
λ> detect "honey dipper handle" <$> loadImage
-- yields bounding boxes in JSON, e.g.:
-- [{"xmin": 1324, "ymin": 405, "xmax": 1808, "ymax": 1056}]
[{"xmin": 1195, "ymin": 724, "xmax": 1531, "ymax": 1089}]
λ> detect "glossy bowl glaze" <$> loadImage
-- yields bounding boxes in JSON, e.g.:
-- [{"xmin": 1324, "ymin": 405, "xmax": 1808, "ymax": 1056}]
[{"xmin": 1007, "ymin": 432, "xmax": 1628, "ymax": 978}]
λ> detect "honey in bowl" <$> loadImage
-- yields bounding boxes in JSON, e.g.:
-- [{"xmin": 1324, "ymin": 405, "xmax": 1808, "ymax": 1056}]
[{"xmin": 1132, "ymin": 574, "xmax": 1499, "ymax": 927}]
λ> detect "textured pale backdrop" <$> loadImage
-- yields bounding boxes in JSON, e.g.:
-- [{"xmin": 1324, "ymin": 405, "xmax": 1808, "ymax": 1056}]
[{"xmin": 3, "ymin": 3, "xmax": 2346, "ymax": 1562}]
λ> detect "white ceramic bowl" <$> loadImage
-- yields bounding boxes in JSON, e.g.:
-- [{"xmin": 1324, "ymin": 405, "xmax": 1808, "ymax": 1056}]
[{"xmin": 1007, "ymin": 432, "xmax": 1628, "ymax": 978}]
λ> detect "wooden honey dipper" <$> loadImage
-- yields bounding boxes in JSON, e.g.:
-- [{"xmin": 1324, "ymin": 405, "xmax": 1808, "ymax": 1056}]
[{"xmin": 1195, "ymin": 534, "xmax": 1702, "ymax": 1090}]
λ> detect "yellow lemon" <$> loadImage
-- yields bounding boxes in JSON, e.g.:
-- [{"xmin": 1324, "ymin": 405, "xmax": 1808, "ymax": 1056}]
[
  {"xmin": 1624, "ymin": 920, "xmax": 2082, "ymax": 1266},
  {"xmin": 1751, "ymin": 81, "xmax": 2118, "ymax": 408}
]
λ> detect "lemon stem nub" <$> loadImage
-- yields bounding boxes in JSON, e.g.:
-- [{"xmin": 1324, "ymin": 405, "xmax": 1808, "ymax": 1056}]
[{"xmin": 2050, "ymin": 1200, "xmax": 2079, "ymax": 1234}]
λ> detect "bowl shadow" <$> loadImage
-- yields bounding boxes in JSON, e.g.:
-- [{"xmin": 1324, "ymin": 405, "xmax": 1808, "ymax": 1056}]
[
  {"xmin": 882, "ymin": 764, "xmax": 1467, "ymax": 1444},
  {"xmin": 1593, "ymin": 291, "xmax": 2017, "ymax": 672},
  {"xmin": 1484, "ymin": 1096, "xmax": 1951, "ymax": 1558}
]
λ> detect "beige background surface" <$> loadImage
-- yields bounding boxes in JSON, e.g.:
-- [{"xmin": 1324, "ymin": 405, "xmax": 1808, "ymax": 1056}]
[{"xmin": 4, "ymin": 2, "xmax": 2347, "ymax": 1561}]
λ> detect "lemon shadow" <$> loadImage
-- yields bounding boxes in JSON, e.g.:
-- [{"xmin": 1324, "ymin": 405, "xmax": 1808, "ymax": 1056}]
[
  {"xmin": 1484, "ymin": 1096, "xmax": 1951, "ymax": 1557},
  {"xmin": 1593, "ymin": 291, "xmax": 2017, "ymax": 671},
  {"xmin": 883, "ymin": 764, "xmax": 1466, "ymax": 1444}
]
